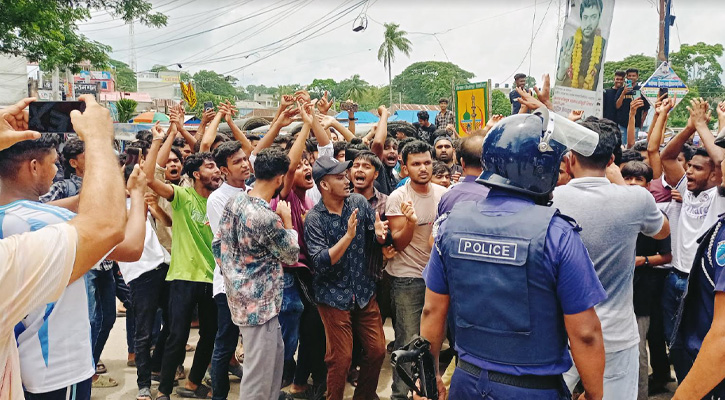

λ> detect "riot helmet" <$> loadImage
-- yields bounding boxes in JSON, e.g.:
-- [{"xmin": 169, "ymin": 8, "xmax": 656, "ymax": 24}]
[{"xmin": 478, "ymin": 108, "xmax": 598, "ymax": 196}]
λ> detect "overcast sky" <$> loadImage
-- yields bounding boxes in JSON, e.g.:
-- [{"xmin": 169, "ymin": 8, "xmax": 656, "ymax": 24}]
[{"xmin": 78, "ymin": 0, "xmax": 725, "ymax": 89}]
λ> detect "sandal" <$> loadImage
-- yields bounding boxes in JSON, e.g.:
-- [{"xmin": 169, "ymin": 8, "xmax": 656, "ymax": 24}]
[
  {"xmin": 136, "ymin": 387, "xmax": 152, "ymax": 400},
  {"xmin": 92, "ymin": 375, "xmax": 118, "ymax": 388},
  {"xmin": 176, "ymin": 384, "xmax": 211, "ymax": 399},
  {"xmin": 96, "ymin": 361, "xmax": 107, "ymax": 374},
  {"xmin": 156, "ymin": 395, "xmax": 170, "ymax": 400}
]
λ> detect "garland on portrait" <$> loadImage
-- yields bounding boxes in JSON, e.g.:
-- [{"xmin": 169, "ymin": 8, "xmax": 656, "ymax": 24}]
[{"xmin": 569, "ymin": 28, "xmax": 603, "ymax": 90}]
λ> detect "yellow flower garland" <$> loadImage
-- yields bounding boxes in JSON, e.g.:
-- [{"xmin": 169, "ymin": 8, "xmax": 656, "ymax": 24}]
[{"xmin": 570, "ymin": 28, "xmax": 603, "ymax": 90}]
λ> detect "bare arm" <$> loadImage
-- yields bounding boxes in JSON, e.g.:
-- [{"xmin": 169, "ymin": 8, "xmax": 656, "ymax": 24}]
[
  {"xmin": 48, "ymin": 195, "xmax": 80, "ymax": 213},
  {"xmin": 324, "ymin": 116, "xmax": 355, "ymax": 142},
  {"xmin": 67, "ymin": 95, "xmax": 127, "ymax": 283},
  {"xmin": 420, "ymin": 288, "xmax": 450, "ymax": 370},
  {"xmin": 222, "ymin": 102, "xmax": 254, "ymax": 156},
  {"xmin": 691, "ymin": 98, "xmax": 724, "ymax": 166},
  {"xmin": 389, "ymin": 209, "xmax": 417, "ymax": 252},
  {"xmin": 661, "ymin": 121, "xmax": 695, "ymax": 187},
  {"xmin": 647, "ymin": 99, "xmax": 671, "ymax": 180},
  {"xmin": 157, "ymin": 122, "xmax": 177, "ymax": 167},
  {"xmin": 252, "ymin": 107, "xmax": 299, "ymax": 156},
  {"xmin": 108, "ymin": 166, "xmax": 147, "ymax": 262},
  {"xmin": 279, "ymin": 123, "xmax": 310, "ymax": 199},
  {"xmin": 145, "ymin": 124, "xmax": 175, "ymax": 201},
  {"xmin": 347, "ymin": 110, "xmax": 356, "ymax": 137},
  {"xmin": 199, "ymin": 110, "xmax": 223, "ymax": 153},
  {"xmin": 652, "ymin": 216, "xmax": 671, "ymax": 241},
  {"xmin": 371, "ymin": 106, "xmax": 389, "ymax": 158},
  {"xmin": 673, "ymin": 292, "xmax": 725, "ymax": 400},
  {"xmin": 565, "ymin": 308, "xmax": 605, "ymax": 400}
]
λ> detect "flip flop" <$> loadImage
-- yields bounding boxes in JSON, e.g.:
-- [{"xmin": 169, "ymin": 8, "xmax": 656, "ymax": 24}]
[
  {"xmin": 136, "ymin": 387, "xmax": 152, "ymax": 400},
  {"xmin": 176, "ymin": 384, "xmax": 211, "ymax": 399},
  {"xmin": 92, "ymin": 375, "xmax": 118, "ymax": 388},
  {"xmin": 96, "ymin": 362, "xmax": 107, "ymax": 374}
]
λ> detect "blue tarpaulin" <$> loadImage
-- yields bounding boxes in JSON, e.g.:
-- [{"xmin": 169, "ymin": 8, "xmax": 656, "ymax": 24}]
[
  {"xmin": 388, "ymin": 110, "xmax": 439, "ymax": 124},
  {"xmin": 334, "ymin": 111, "xmax": 380, "ymax": 124}
]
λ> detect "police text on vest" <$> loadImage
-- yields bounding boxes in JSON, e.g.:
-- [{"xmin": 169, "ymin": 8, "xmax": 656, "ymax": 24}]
[{"xmin": 457, "ymin": 238, "xmax": 517, "ymax": 261}]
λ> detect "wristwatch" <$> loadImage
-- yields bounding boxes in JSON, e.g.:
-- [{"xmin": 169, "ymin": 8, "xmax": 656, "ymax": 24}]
[{"xmin": 644, "ymin": 256, "xmax": 651, "ymax": 267}]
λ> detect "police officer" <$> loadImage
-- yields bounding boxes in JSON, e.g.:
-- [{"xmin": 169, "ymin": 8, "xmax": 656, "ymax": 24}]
[
  {"xmin": 418, "ymin": 110, "xmax": 607, "ymax": 400},
  {"xmin": 672, "ymin": 154, "xmax": 725, "ymax": 399}
]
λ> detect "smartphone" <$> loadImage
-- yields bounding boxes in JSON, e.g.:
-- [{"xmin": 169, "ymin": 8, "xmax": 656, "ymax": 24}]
[
  {"xmin": 658, "ymin": 87, "xmax": 669, "ymax": 99},
  {"xmin": 204, "ymin": 101, "xmax": 214, "ymax": 111},
  {"xmin": 625, "ymin": 79, "xmax": 633, "ymax": 88},
  {"xmin": 633, "ymin": 89, "xmax": 641, "ymax": 98},
  {"xmin": 28, "ymin": 101, "xmax": 86, "ymax": 133}
]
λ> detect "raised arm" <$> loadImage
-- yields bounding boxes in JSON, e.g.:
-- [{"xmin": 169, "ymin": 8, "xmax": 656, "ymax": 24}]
[
  {"xmin": 661, "ymin": 110, "xmax": 696, "ymax": 187},
  {"xmin": 279, "ymin": 120, "xmax": 311, "ymax": 199},
  {"xmin": 322, "ymin": 114, "xmax": 355, "ymax": 142},
  {"xmin": 199, "ymin": 107, "xmax": 224, "ymax": 153},
  {"xmin": 157, "ymin": 107, "xmax": 180, "ymax": 167},
  {"xmin": 145, "ymin": 123, "xmax": 175, "ymax": 201},
  {"xmin": 371, "ymin": 105, "xmax": 389, "ymax": 158},
  {"xmin": 648, "ymin": 97, "xmax": 675, "ymax": 179},
  {"xmin": 107, "ymin": 165, "xmax": 146, "ymax": 262},
  {"xmin": 627, "ymin": 98, "xmax": 644, "ymax": 149},
  {"xmin": 251, "ymin": 107, "xmax": 299, "ymax": 156},
  {"xmin": 67, "ymin": 95, "xmax": 127, "ymax": 282},
  {"xmin": 221, "ymin": 101, "xmax": 254, "ymax": 156},
  {"xmin": 691, "ymin": 98, "xmax": 724, "ymax": 166}
]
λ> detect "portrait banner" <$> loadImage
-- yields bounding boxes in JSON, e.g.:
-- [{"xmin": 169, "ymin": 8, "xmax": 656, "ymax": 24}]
[{"xmin": 553, "ymin": 0, "xmax": 615, "ymax": 118}]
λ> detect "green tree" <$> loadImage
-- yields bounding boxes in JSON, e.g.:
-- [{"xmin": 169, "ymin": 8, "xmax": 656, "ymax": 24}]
[
  {"xmin": 358, "ymin": 86, "xmax": 388, "ymax": 111},
  {"xmin": 491, "ymin": 90, "xmax": 512, "ymax": 117},
  {"xmin": 338, "ymin": 74, "xmax": 370, "ymax": 103},
  {"xmin": 525, "ymin": 76, "xmax": 537, "ymax": 89},
  {"xmin": 308, "ymin": 79, "xmax": 338, "ymax": 100},
  {"xmin": 0, "ymin": 0, "xmax": 166, "ymax": 71},
  {"xmin": 109, "ymin": 59, "xmax": 137, "ymax": 92},
  {"xmin": 150, "ymin": 64, "xmax": 170, "ymax": 72},
  {"xmin": 186, "ymin": 92, "xmax": 235, "ymax": 118},
  {"xmin": 391, "ymin": 61, "xmax": 474, "ymax": 105},
  {"xmin": 192, "ymin": 70, "xmax": 238, "ymax": 98},
  {"xmin": 116, "ymin": 98, "xmax": 138, "ymax": 123},
  {"xmin": 378, "ymin": 23, "xmax": 412, "ymax": 107}
]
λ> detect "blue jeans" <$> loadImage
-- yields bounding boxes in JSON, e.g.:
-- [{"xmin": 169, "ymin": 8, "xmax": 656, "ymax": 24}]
[
  {"xmin": 618, "ymin": 124, "xmax": 628, "ymax": 146},
  {"xmin": 450, "ymin": 366, "xmax": 570, "ymax": 400},
  {"xmin": 279, "ymin": 272, "xmax": 304, "ymax": 362},
  {"xmin": 390, "ymin": 276, "xmax": 427, "ymax": 400},
  {"xmin": 662, "ymin": 270, "xmax": 692, "ymax": 382},
  {"xmin": 113, "ymin": 265, "xmax": 135, "ymax": 354},
  {"xmin": 86, "ymin": 268, "xmax": 117, "ymax": 365},
  {"xmin": 211, "ymin": 294, "xmax": 240, "ymax": 400}
]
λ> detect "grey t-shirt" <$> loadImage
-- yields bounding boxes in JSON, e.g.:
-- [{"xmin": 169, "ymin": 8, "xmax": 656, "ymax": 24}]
[{"xmin": 552, "ymin": 177, "xmax": 664, "ymax": 353}]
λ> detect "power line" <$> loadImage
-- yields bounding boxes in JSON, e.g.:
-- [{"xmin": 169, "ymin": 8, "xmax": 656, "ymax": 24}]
[{"xmin": 499, "ymin": 0, "xmax": 555, "ymax": 84}]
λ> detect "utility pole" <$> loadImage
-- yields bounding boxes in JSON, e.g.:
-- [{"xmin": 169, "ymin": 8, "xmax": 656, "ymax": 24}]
[
  {"xmin": 657, "ymin": 0, "xmax": 674, "ymax": 63},
  {"xmin": 129, "ymin": 21, "xmax": 137, "ymax": 73}
]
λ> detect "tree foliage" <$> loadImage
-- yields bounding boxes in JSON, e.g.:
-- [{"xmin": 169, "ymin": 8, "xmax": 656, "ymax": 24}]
[
  {"xmin": 379, "ymin": 23, "xmax": 412, "ymax": 107},
  {"xmin": 0, "ymin": 0, "xmax": 166, "ymax": 71},
  {"xmin": 491, "ymin": 90, "xmax": 512, "ymax": 117},
  {"xmin": 109, "ymin": 59, "xmax": 136, "ymax": 92},
  {"xmin": 116, "ymin": 98, "xmax": 138, "ymax": 123},
  {"xmin": 391, "ymin": 61, "xmax": 474, "ymax": 105},
  {"xmin": 191, "ymin": 70, "xmax": 238, "ymax": 99}
]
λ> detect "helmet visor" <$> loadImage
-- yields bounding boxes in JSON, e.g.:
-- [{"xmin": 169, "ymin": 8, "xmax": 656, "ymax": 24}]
[{"xmin": 549, "ymin": 113, "xmax": 599, "ymax": 157}]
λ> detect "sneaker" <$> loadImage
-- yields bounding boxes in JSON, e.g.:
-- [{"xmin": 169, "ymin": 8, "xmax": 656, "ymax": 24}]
[{"xmin": 136, "ymin": 387, "xmax": 153, "ymax": 400}]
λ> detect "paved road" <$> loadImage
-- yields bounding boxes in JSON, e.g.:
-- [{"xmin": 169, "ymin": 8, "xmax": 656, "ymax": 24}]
[{"xmin": 92, "ymin": 315, "xmax": 676, "ymax": 399}]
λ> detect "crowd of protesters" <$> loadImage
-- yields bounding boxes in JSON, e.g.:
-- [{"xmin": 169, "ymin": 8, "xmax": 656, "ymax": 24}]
[{"xmin": 2, "ymin": 71, "xmax": 725, "ymax": 400}]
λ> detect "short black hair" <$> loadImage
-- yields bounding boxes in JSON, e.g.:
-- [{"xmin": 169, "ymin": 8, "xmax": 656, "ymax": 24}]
[
  {"xmin": 173, "ymin": 137, "xmax": 187, "ymax": 148},
  {"xmin": 193, "ymin": 133, "xmax": 231, "ymax": 153},
  {"xmin": 345, "ymin": 142, "xmax": 370, "ymax": 164},
  {"xmin": 62, "ymin": 138, "xmax": 85, "ymax": 177},
  {"xmin": 169, "ymin": 146, "xmax": 183, "ymax": 161},
  {"xmin": 575, "ymin": 117, "xmax": 619, "ymax": 169},
  {"xmin": 213, "ymin": 141, "xmax": 243, "ymax": 168},
  {"xmin": 458, "ymin": 135, "xmax": 484, "ymax": 167},
  {"xmin": 306, "ymin": 138, "xmax": 318, "ymax": 153},
  {"xmin": 621, "ymin": 161, "xmax": 653, "ymax": 183},
  {"xmin": 417, "ymin": 111, "xmax": 430, "ymax": 121},
  {"xmin": 614, "ymin": 70, "xmax": 626, "ymax": 78},
  {"xmin": 514, "ymin": 73, "xmax": 527, "ymax": 81},
  {"xmin": 0, "ymin": 133, "xmax": 59, "ymax": 179},
  {"xmin": 681, "ymin": 143, "xmax": 696, "ymax": 161},
  {"xmin": 432, "ymin": 161, "xmax": 451, "ymax": 176},
  {"xmin": 632, "ymin": 140, "xmax": 648, "ymax": 152},
  {"xmin": 246, "ymin": 134, "xmax": 261, "ymax": 142},
  {"xmin": 694, "ymin": 147, "xmax": 712, "ymax": 163},
  {"xmin": 401, "ymin": 140, "xmax": 433, "ymax": 165},
  {"xmin": 136, "ymin": 130, "xmax": 152, "ymax": 143},
  {"xmin": 580, "ymin": 0, "xmax": 603, "ymax": 17},
  {"xmin": 439, "ymin": 98, "xmax": 449, "ymax": 104},
  {"xmin": 626, "ymin": 68, "xmax": 640, "ymax": 75},
  {"xmin": 182, "ymin": 152, "xmax": 215, "ymax": 178},
  {"xmin": 254, "ymin": 147, "xmax": 290, "ymax": 181},
  {"xmin": 353, "ymin": 150, "xmax": 383, "ymax": 172},
  {"xmin": 333, "ymin": 141, "xmax": 347, "ymax": 157},
  {"xmin": 621, "ymin": 149, "xmax": 645, "ymax": 164},
  {"xmin": 398, "ymin": 137, "xmax": 417, "ymax": 155}
]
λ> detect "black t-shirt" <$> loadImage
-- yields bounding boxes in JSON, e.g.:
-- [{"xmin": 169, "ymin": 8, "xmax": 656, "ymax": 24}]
[
  {"xmin": 374, "ymin": 165, "xmax": 399, "ymax": 196},
  {"xmin": 602, "ymin": 87, "xmax": 621, "ymax": 123},
  {"xmin": 633, "ymin": 232, "xmax": 671, "ymax": 316},
  {"xmin": 412, "ymin": 122, "xmax": 438, "ymax": 145},
  {"xmin": 615, "ymin": 84, "xmax": 651, "ymax": 128},
  {"xmin": 510, "ymin": 90, "xmax": 523, "ymax": 114}
]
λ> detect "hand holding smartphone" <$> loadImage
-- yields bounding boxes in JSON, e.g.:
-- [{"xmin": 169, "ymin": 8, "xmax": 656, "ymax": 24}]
[{"xmin": 28, "ymin": 101, "xmax": 87, "ymax": 133}]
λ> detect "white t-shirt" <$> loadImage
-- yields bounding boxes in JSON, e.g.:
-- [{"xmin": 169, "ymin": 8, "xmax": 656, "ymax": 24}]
[
  {"xmin": 0, "ymin": 224, "xmax": 77, "ymax": 400},
  {"xmin": 672, "ymin": 176, "xmax": 725, "ymax": 273},
  {"xmin": 306, "ymin": 142, "xmax": 334, "ymax": 205},
  {"xmin": 207, "ymin": 182, "xmax": 249, "ymax": 297},
  {"xmin": 385, "ymin": 181, "xmax": 447, "ymax": 278},
  {"xmin": 0, "ymin": 201, "xmax": 95, "ymax": 393},
  {"xmin": 118, "ymin": 200, "xmax": 170, "ymax": 284}
]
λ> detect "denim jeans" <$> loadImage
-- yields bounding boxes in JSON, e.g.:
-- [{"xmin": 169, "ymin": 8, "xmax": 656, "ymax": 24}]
[
  {"xmin": 564, "ymin": 345, "xmax": 639, "ymax": 399},
  {"xmin": 450, "ymin": 367, "xmax": 570, "ymax": 400},
  {"xmin": 129, "ymin": 264, "xmax": 168, "ymax": 390},
  {"xmin": 662, "ymin": 270, "xmax": 692, "ymax": 382},
  {"xmin": 211, "ymin": 294, "xmax": 240, "ymax": 400},
  {"xmin": 293, "ymin": 296, "xmax": 327, "ymax": 387},
  {"xmin": 114, "ymin": 264, "xmax": 135, "ymax": 354},
  {"xmin": 158, "ymin": 281, "xmax": 218, "ymax": 396},
  {"xmin": 279, "ymin": 272, "xmax": 304, "ymax": 362},
  {"xmin": 86, "ymin": 268, "xmax": 117, "ymax": 365},
  {"xmin": 618, "ymin": 124, "xmax": 629, "ymax": 147},
  {"xmin": 390, "ymin": 276, "xmax": 427, "ymax": 400}
]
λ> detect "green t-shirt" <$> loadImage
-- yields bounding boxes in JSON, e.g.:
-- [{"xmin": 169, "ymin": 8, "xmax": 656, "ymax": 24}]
[{"xmin": 167, "ymin": 185, "xmax": 214, "ymax": 283}]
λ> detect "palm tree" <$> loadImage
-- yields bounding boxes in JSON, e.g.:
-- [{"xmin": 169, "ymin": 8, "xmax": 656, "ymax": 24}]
[
  {"xmin": 378, "ymin": 23, "xmax": 412, "ymax": 108},
  {"xmin": 344, "ymin": 74, "xmax": 367, "ymax": 102}
]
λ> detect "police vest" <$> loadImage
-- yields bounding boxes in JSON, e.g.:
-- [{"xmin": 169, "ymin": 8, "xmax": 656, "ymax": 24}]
[{"xmin": 439, "ymin": 200, "xmax": 568, "ymax": 366}]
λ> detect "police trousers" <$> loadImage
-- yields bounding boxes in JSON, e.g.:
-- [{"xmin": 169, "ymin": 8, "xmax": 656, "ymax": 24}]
[{"xmin": 449, "ymin": 366, "xmax": 570, "ymax": 400}]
